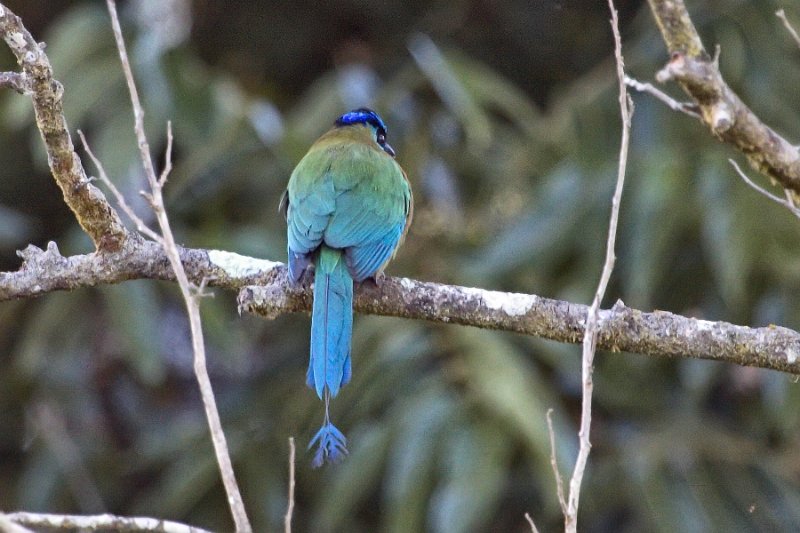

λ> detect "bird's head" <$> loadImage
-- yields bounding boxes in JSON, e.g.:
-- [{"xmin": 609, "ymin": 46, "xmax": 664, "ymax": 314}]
[{"xmin": 334, "ymin": 108, "xmax": 396, "ymax": 158}]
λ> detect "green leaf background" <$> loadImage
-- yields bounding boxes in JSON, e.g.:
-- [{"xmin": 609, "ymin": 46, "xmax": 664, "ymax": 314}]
[{"xmin": 0, "ymin": 1, "xmax": 799, "ymax": 531}]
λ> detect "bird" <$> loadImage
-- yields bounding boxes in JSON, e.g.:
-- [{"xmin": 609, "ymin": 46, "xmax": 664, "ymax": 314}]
[{"xmin": 280, "ymin": 108, "xmax": 413, "ymax": 466}]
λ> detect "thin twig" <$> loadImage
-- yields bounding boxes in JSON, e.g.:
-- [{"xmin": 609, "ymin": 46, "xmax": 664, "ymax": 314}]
[
  {"xmin": 284, "ymin": 437, "xmax": 296, "ymax": 533},
  {"xmin": 624, "ymin": 75, "xmax": 700, "ymax": 119},
  {"xmin": 524, "ymin": 513, "xmax": 540, "ymax": 533},
  {"xmin": 776, "ymin": 9, "xmax": 800, "ymax": 49},
  {"xmin": 729, "ymin": 159, "xmax": 800, "ymax": 219},
  {"xmin": 564, "ymin": 3, "xmax": 633, "ymax": 531},
  {"xmin": 104, "ymin": 1, "xmax": 251, "ymax": 531},
  {"xmin": 2, "ymin": 511, "xmax": 212, "ymax": 533},
  {"xmin": 524, "ymin": 409, "xmax": 560, "ymax": 531},
  {"xmin": 0, "ymin": 2, "xmax": 129, "ymax": 250},
  {"xmin": 78, "ymin": 130, "xmax": 163, "ymax": 243},
  {"xmin": 646, "ymin": 0, "xmax": 800, "ymax": 194},
  {"xmin": 546, "ymin": 408, "xmax": 567, "ymax": 515},
  {"xmin": 158, "ymin": 122, "xmax": 174, "ymax": 188}
]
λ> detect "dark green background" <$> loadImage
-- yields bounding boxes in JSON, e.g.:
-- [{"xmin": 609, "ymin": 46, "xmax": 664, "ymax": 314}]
[{"xmin": 1, "ymin": 1, "xmax": 799, "ymax": 531}]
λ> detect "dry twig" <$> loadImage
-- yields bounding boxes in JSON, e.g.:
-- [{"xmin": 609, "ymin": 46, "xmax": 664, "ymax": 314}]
[
  {"xmin": 776, "ymin": 9, "xmax": 800, "ymax": 49},
  {"xmin": 0, "ymin": 2, "xmax": 128, "ymax": 250},
  {"xmin": 104, "ymin": 1, "xmax": 252, "ymax": 530},
  {"xmin": 730, "ymin": 159, "xmax": 800, "ymax": 219},
  {"xmin": 524, "ymin": 513, "xmax": 540, "ymax": 533},
  {"xmin": 645, "ymin": 0, "xmax": 800, "ymax": 194},
  {"xmin": 547, "ymin": 409, "xmax": 567, "ymax": 515},
  {"xmin": 624, "ymin": 75, "xmax": 700, "ymax": 118},
  {"xmin": 79, "ymin": 130, "xmax": 163, "ymax": 242},
  {"xmin": 284, "ymin": 437, "xmax": 296, "ymax": 533},
  {"xmin": 562, "ymin": 3, "xmax": 633, "ymax": 530}
]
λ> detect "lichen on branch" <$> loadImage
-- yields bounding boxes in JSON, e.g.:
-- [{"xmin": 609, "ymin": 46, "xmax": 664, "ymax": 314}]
[
  {"xmin": 646, "ymin": 0, "xmax": 800, "ymax": 194},
  {"xmin": 238, "ymin": 268, "xmax": 800, "ymax": 375},
  {"xmin": 0, "ymin": 3, "xmax": 129, "ymax": 251}
]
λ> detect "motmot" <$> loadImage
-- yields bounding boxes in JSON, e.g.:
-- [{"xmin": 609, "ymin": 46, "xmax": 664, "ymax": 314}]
[{"xmin": 280, "ymin": 108, "xmax": 413, "ymax": 466}]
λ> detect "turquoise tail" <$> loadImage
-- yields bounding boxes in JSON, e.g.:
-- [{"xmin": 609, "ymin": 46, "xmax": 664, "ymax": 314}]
[
  {"xmin": 307, "ymin": 246, "xmax": 353, "ymax": 398},
  {"xmin": 307, "ymin": 246, "xmax": 352, "ymax": 466}
]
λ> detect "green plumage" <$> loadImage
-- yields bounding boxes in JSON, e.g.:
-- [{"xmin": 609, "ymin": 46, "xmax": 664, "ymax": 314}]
[{"xmin": 282, "ymin": 109, "xmax": 412, "ymax": 466}]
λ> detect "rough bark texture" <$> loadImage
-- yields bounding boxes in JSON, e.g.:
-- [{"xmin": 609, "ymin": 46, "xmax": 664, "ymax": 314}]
[
  {"xmin": 0, "ymin": 239, "xmax": 280, "ymax": 300},
  {"xmin": 0, "ymin": 4, "xmax": 129, "ymax": 251},
  {"xmin": 3, "ymin": 240, "xmax": 797, "ymax": 375},
  {"xmin": 2, "ymin": 511, "xmax": 212, "ymax": 533},
  {"xmin": 647, "ymin": 0, "xmax": 800, "ymax": 194},
  {"xmin": 0, "ymin": 69, "xmax": 28, "ymax": 93},
  {"xmin": 239, "ymin": 270, "xmax": 800, "ymax": 375}
]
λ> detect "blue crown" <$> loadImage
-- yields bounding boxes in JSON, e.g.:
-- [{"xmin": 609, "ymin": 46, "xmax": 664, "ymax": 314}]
[{"xmin": 334, "ymin": 108, "xmax": 387, "ymax": 134}]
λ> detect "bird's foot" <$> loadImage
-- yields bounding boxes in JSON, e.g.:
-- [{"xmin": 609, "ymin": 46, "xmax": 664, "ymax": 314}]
[{"xmin": 367, "ymin": 271, "xmax": 386, "ymax": 288}]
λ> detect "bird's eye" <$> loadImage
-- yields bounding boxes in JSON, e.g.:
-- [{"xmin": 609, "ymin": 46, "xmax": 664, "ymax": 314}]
[{"xmin": 376, "ymin": 132, "xmax": 386, "ymax": 146}]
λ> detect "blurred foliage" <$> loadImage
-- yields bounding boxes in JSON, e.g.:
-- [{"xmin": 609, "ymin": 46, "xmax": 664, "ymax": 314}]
[{"xmin": 1, "ymin": 0, "xmax": 800, "ymax": 531}]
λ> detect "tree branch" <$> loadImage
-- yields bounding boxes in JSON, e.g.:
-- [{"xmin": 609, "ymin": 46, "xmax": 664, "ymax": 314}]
[
  {"xmin": 0, "ymin": 239, "xmax": 279, "ymax": 300},
  {"xmin": 1, "ymin": 512, "xmax": 212, "ymax": 533},
  {"xmin": 730, "ymin": 159, "xmax": 800, "ymax": 219},
  {"xmin": 284, "ymin": 437, "xmax": 295, "ymax": 533},
  {"xmin": 645, "ymin": 0, "xmax": 800, "ymax": 195},
  {"xmin": 624, "ymin": 75, "xmax": 700, "ymax": 119},
  {"xmin": 103, "ymin": 1, "xmax": 252, "ymax": 530},
  {"xmin": 776, "ymin": 9, "xmax": 800, "ymax": 50},
  {"xmin": 3, "ymin": 244, "xmax": 796, "ymax": 375},
  {"xmin": 564, "ymin": 4, "xmax": 632, "ymax": 529},
  {"xmin": 238, "ymin": 269, "xmax": 800, "ymax": 375},
  {"xmin": 0, "ymin": 70, "xmax": 28, "ymax": 93},
  {"xmin": 0, "ymin": 3, "xmax": 129, "ymax": 251}
]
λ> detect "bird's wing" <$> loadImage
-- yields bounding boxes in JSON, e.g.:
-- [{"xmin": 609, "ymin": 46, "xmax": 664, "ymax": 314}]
[
  {"xmin": 286, "ymin": 152, "xmax": 337, "ymax": 256},
  {"xmin": 323, "ymin": 146, "xmax": 411, "ymax": 281}
]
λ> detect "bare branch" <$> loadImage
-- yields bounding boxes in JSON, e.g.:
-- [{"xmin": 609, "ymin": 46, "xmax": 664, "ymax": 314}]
[
  {"xmin": 0, "ymin": 70, "xmax": 27, "ymax": 93},
  {"xmin": 524, "ymin": 513, "xmax": 540, "ymax": 533},
  {"xmin": 104, "ymin": 1, "xmax": 251, "ymax": 530},
  {"xmin": 0, "ymin": 240, "xmax": 279, "ymax": 300},
  {"xmin": 78, "ymin": 130, "xmax": 163, "ymax": 243},
  {"xmin": 1, "ymin": 512, "xmax": 212, "ymax": 533},
  {"xmin": 730, "ymin": 159, "xmax": 800, "ymax": 219},
  {"xmin": 0, "ymin": 2, "xmax": 129, "ymax": 250},
  {"xmin": 645, "ymin": 0, "xmax": 800, "ymax": 194},
  {"xmin": 546, "ymin": 409, "xmax": 567, "ymax": 515},
  {"xmin": 776, "ymin": 9, "xmax": 800, "ymax": 50},
  {"xmin": 158, "ymin": 121, "xmax": 175, "ymax": 188},
  {"xmin": 1, "ymin": 241, "xmax": 797, "ymax": 375},
  {"xmin": 0, "ymin": 514, "xmax": 35, "ymax": 533},
  {"xmin": 563, "ymin": 3, "xmax": 633, "ymax": 530},
  {"xmin": 647, "ymin": 0, "xmax": 707, "ymax": 58},
  {"xmin": 239, "ymin": 270, "xmax": 800, "ymax": 374},
  {"xmin": 624, "ymin": 75, "xmax": 700, "ymax": 119},
  {"xmin": 284, "ymin": 437, "xmax": 296, "ymax": 533}
]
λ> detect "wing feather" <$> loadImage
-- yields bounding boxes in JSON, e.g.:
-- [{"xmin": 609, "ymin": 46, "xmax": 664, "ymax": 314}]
[{"xmin": 286, "ymin": 136, "xmax": 411, "ymax": 281}]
